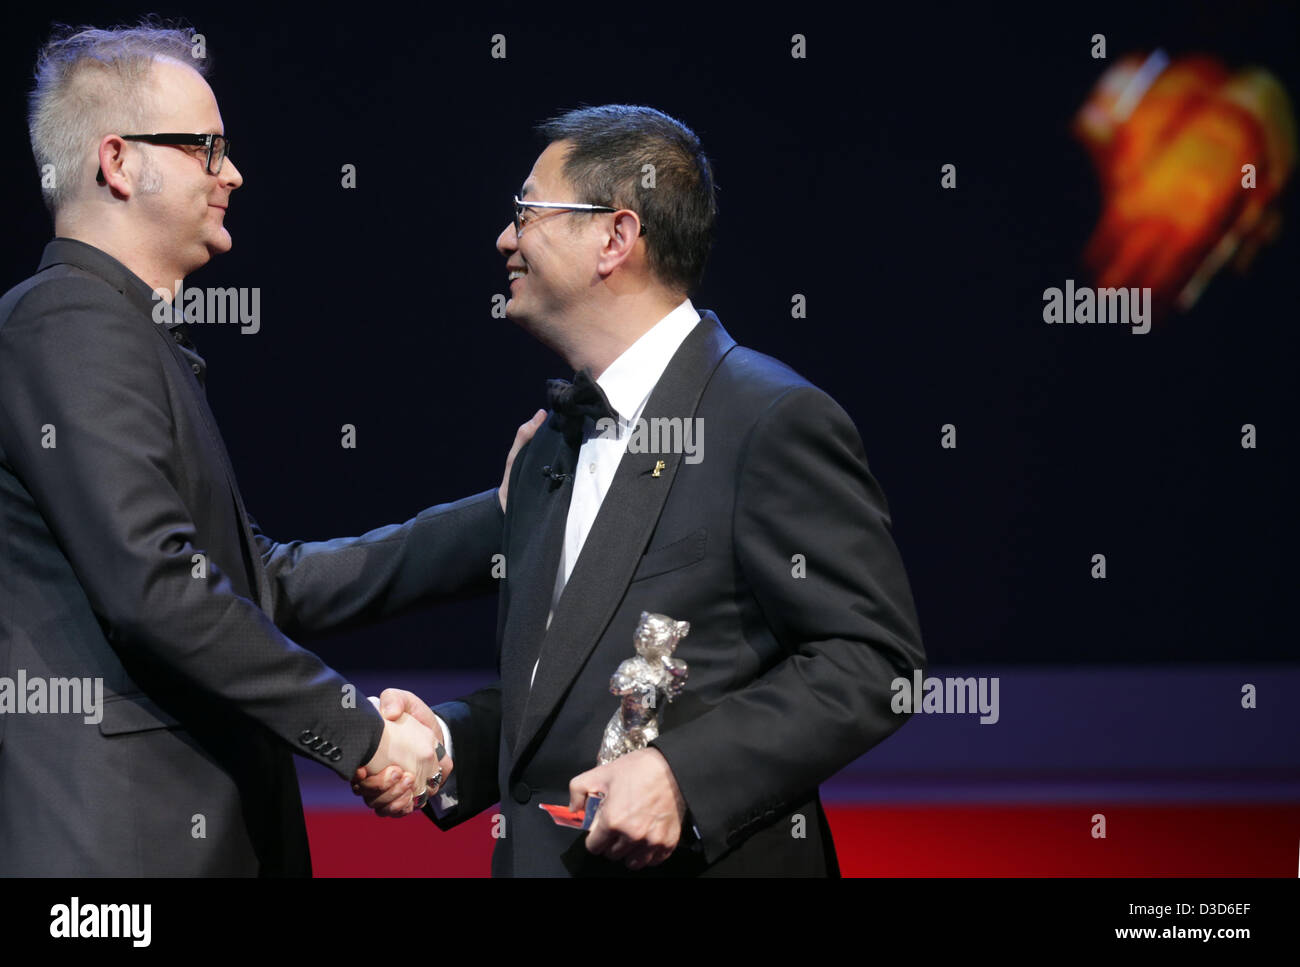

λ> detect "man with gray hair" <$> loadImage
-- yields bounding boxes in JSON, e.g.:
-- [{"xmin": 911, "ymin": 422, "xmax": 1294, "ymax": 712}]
[{"xmin": 0, "ymin": 20, "xmax": 535, "ymax": 875}]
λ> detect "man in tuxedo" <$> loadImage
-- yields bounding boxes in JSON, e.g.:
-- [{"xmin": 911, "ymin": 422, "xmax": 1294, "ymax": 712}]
[
  {"xmin": 0, "ymin": 23, "xmax": 531, "ymax": 876},
  {"xmin": 356, "ymin": 105, "xmax": 925, "ymax": 875}
]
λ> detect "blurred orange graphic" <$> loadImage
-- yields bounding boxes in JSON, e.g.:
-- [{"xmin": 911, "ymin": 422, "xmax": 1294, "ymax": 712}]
[{"xmin": 1074, "ymin": 50, "xmax": 1296, "ymax": 321}]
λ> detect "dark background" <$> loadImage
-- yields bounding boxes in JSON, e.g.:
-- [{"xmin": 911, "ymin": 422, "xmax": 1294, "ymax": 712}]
[{"xmin": 2, "ymin": 2, "xmax": 1295, "ymax": 672}]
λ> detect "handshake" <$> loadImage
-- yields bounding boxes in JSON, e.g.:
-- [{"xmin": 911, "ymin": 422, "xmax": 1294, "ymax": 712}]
[
  {"xmin": 354, "ymin": 689, "xmax": 448, "ymax": 815},
  {"xmin": 347, "ymin": 689, "xmax": 691, "ymax": 872},
  {"xmin": 347, "ymin": 414, "xmax": 547, "ymax": 818}
]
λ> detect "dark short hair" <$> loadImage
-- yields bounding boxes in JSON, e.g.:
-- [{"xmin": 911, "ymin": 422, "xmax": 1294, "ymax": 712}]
[{"xmin": 537, "ymin": 104, "xmax": 716, "ymax": 294}]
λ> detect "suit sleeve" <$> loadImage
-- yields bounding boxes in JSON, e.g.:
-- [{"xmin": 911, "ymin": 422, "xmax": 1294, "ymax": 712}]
[
  {"xmin": 420, "ymin": 436, "xmax": 533, "ymax": 829},
  {"xmin": 247, "ymin": 489, "xmax": 502, "ymax": 640},
  {"xmin": 650, "ymin": 385, "xmax": 926, "ymax": 863},
  {"xmin": 425, "ymin": 684, "xmax": 503, "ymax": 829},
  {"xmin": 0, "ymin": 279, "xmax": 382, "ymax": 779},
  {"xmin": 417, "ymin": 434, "xmax": 536, "ymax": 829}
]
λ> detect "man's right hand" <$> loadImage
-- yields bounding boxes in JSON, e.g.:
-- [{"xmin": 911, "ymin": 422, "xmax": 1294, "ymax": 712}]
[
  {"xmin": 500, "ymin": 409, "xmax": 547, "ymax": 511},
  {"xmin": 353, "ymin": 689, "xmax": 448, "ymax": 817}
]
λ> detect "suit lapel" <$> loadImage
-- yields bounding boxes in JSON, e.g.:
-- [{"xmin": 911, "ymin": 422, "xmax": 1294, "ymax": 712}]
[
  {"xmin": 511, "ymin": 313, "xmax": 737, "ymax": 765},
  {"xmin": 499, "ymin": 419, "xmax": 578, "ymax": 745},
  {"xmin": 155, "ymin": 311, "xmax": 275, "ymax": 615},
  {"xmin": 38, "ymin": 241, "xmax": 275, "ymax": 615}
]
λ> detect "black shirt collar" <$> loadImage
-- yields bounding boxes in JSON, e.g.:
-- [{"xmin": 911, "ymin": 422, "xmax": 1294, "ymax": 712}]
[{"xmin": 37, "ymin": 236, "xmax": 185, "ymax": 330}]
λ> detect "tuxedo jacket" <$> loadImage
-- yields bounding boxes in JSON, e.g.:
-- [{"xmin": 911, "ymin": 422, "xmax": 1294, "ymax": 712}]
[
  {"xmin": 0, "ymin": 238, "xmax": 501, "ymax": 876},
  {"xmin": 432, "ymin": 312, "xmax": 925, "ymax": 876}
]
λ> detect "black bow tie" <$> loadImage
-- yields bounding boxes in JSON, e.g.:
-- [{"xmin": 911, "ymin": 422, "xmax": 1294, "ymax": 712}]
[{"xmin": 546, "ymin": 369, "xmax": 617, "ymax": 447}]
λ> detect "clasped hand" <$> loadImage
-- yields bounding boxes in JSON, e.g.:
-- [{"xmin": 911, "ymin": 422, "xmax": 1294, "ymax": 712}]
[
  {"xmin": 353, "ymin": 691, "xmax": 687, "ymax": 870},
  {"xmin": 355, "ymin": 690, "xmax": 452, "ymax": 817}
]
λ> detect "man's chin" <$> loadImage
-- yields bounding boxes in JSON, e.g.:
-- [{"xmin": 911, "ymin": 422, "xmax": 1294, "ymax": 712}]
[
  {"xmin": 507, "ymin": 310, "xmax": 547, "ymax": 342},
  {"xmin": 205, "ymin": 232, "xmax": 233, "ymax": 258}
]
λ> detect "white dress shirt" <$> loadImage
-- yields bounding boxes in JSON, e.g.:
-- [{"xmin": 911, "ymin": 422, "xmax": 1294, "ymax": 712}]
[
  {"xmin": 432, "ymin": 299, "xmax": 700, "ymax": 811},
  {"xmin": 536, "ymin": 298, "xmax": 700, "ymax": 683}
]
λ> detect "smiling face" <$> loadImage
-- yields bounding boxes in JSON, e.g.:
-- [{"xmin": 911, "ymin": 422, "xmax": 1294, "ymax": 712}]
[
  {"xmin": 495, "ymin": 140, "xmax": 602, "ymax": 344},
  {"xmin": 131, "ymin": 58, "xmax": 243, "ymax": 280}
]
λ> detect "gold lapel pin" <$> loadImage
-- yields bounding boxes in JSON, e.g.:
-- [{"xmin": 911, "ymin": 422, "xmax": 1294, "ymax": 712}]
[{"xmin": 652, "ymin": 460, "xmax": 666, "ymax": 478}]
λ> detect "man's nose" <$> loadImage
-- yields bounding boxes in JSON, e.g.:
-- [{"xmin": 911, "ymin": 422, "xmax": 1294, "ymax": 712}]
[
  {"xmin": 496, "ymin": 221, "xmax": 517, "ymax": 255},
  {"xmin": 220, "ymin": 158, "xmax": 244, "ymax": 189}
]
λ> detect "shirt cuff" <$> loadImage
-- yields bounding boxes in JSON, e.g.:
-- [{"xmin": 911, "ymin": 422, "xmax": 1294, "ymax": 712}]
[{"xmin": 432, "ymin": 713, "xmax": 459, "ymax": 813}]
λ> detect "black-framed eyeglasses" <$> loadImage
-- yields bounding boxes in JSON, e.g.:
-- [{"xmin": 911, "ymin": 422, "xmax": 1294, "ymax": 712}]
[
  {"xmin": 95, "ymin": 133, "xmax": 232, "ymax": 184},
  {"xmin": 513, "ymin": 195, "xmax": 646, "ymax": 238}
]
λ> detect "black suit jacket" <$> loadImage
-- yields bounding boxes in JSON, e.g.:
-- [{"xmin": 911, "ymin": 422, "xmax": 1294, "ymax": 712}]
[
  {"xmin": 0, "ymin": 238, "xmax": 501, "ymax": 876},
  {"xmin": 431, "ymin": 312, "xmax": 925, "ymax": 876}
]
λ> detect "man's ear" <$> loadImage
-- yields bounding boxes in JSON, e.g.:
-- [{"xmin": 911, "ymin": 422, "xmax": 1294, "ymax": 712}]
[
  {"xmin": 596, "ymin": 210, "xmax": 643, "ymax": 275},
  {"xmin": 96, "ymin": 135, "xmax": 132, "ymax": 198}
]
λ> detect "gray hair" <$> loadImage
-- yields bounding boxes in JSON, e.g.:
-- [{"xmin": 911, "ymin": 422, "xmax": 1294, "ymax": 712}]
[{"xmin": 28, "ymin": 20, "xmax": 207, "ymax": 215}]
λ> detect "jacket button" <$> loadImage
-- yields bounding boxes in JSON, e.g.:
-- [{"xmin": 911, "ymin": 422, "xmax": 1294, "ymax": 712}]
[
  {"xmin": 510, "ymin": 781, "xmax": 531, "ymax": 804},
  {"xmin": 330, "ymin": 749, "xmax": 343, "ymax": 762},
  {"xmin": 191, "ymin": 362, "xmax": 201, "ymax": 374},
  {"xmin": 298, "ymin": 730, "xmax": 314, "ymax": 745}
]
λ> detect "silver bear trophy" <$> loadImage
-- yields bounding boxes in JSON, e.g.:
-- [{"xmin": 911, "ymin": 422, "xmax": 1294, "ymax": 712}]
[{"xmin": 597, "ymin": 611, "xmax": 690, "ymax": 765}]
